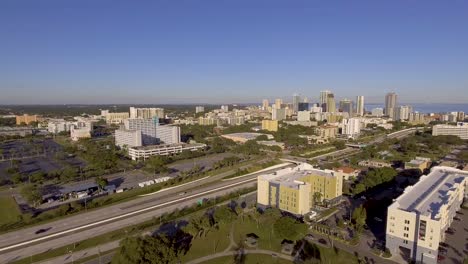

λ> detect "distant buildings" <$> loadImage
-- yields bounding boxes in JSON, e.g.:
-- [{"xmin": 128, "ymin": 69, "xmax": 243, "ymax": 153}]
[
  {"xmin": 257, "ymin": 163, "xmax": 343, "ymax": 215},
  {"xmin": 394, "ymin": 105, "xmax": 413, "ymax": 121},
  {"xmin": 319, "ymin": 90, "xmax": 331, "ymax": 112},
  {"xmin": 297, "ymin": 111, "xmax": 311, "ymax": 122},
  {"xmin": 341, "ymin": 118, "xmax": 361, "ymax": 138},
  {"xmin": 129, "ymin": 107, "xmax": 164, "ymax": 119},
  {"xmin": 47, "ymin": 119, "xmax": 75, "ymax": 134},
  {"xmin": 195, "ymin": 106, "xmax": 205, "ymax": 113},
  {"xmin": 274, "ymin": 99, "xmax": 283, "ymax": 109},
  {"xmin": 262, "ymin": 99, "xmax": 269, "ymax": 110},
  {"xmin": 261, "ymin": 120, "xmax": 279, "ymax": 132},
  {"xmin": 70, "ymin": 121, "xmax": 93, "ymax": 141},
  {"xmin": 16, "ymin": 114, "xmax": 43, "ymax": 125},
  {"xmin": 326, "ymin": 93, "xmax": 336, "ymax": 113},
  {"xmin": 333, "ymin": 166, "xmax": 361, "ymax": 181},
  {"xmin": 371, "ymin": 108, "xmax": 384, "ymax": 117},
  {"xmin": 315, "ymin": 125, "xmax": 338, "ymax": 139},
  {"xmin": 386, "ymin": 167, "xmax": 468, "ymax": 264},
  {"xmin": 272, "ymin": 108, "xmax": 286, "ymax": 121},
  {"xmin": 105, "ymin": 112, "xmax": 129, "ymax": 125},
  {"xmin": 298, "ymin": 102, "xmax": 309, "ymax": 112},
  {"xmin": 339, "ymin": 99, "xmax": 352, "ymax": 115},
  {"xmin": 292, "ymin": 93, "xmax": 300, "ymax": 113},
  {"xmin": 221, "ymin": 132, "xmax": 273, "ymax": 143},
  {"xmin": 385, "ymin": 92, "xmax": 397, "ymax": 119},
  {"xmin": 432, "ymin": 122, "xmax": 468, "ymax": 139},
  {"xmin": 221, "ymin": 105, "xmax": 229, "ymax": 112},
  {"xmin": 356, "ymin": 96, "xmax": 365, "ymax": 116}
]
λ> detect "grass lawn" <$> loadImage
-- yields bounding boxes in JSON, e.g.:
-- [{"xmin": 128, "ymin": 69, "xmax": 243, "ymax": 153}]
[
  {"xmin": 179, "ymin": 222, "xmax": 231, "ymax": 262},
  {"xmin": 201, "ymin": 254, "xmax": 293, "ymax": 264},
  {"xmin": 232, "ymin": 216, "xmax": 284, "ymax": 252},
  {"xmin": 0, "ymin": 196, "xmax": 21, "ymax": 226}
]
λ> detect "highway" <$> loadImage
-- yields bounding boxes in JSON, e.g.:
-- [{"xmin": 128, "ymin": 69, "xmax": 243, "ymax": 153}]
[{"xmin": 0, "ymin": 163, "xmax": 293, "ymax": 263}]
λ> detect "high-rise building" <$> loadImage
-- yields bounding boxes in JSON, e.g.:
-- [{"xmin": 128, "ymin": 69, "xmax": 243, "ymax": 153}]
[
  {"xmin": 326, "ymin": 93, "xmax": 336, "ymax": 113},
  {"xmin": 129, "ymin": 107, "xmax": 164, "ymax": 119},
  {"xmin": 195, "ymin": 106, "xmax": 205, "ymax": 113},
  {"xmin": 262, "ymin": 99, "xmax": 269, "ymax": 110},
  {"xmin": 105, "ymin": 112, "xmax": 129, "ymax": 125},
  {"xmin": 457, "ymin": 111, "xmax": 465, "ymax": 121},
  {"xmin": 395, "ymin": 105, "xmax": 413, "ymax": 121},
  {"xmin": 371, "ymin": 108, "xmax": 384, "ymax": 117},
  {"xmin": 272, "ymin": 108, "xmax": 286, "ymax": 121},
  {"xmin": 292, "ymin": 93, "xmax": 300, "ymax": 113},
  {"xmin": 385, "ymin": 92, "xmax": 397, "ymax": 118},
  {"xmin": 298, "ymin": 102, "xmax": 309, "ymax": 112},
  {"xmin": 356, "ymin": 96, "xmax": 365, "ymax": 116},
  {"xmin": 15, "ymin": 114, "xmax": 44, "ymax": 125},
  {"xmin": 339, "ymin": 99, "xmax": 353, "ymax": 115},
  {"xmin": 297, "ymin": 111, "xmax": 311, "ymax": 122},
  {"xmin": 386, "ymin": 166, "xmax": 468, "ymax": 264},
  {"xmin": 341, "ymin": 118, "xmax": 361, "ymax": 137},
  {"xmin": 115, "ymin": 129, "xmax": 142, "ymax": 148},
  {"xmin": 320, "ymin": 90, "xmax": 331, "ymax": 112},
  {"xmin": 274, "ymin": 99, "xmax": 283, "ymax": 109},
  {"xmin": 257, "ymin": 163, "xmax": 343, "ymax": 215},
  {"xmin": 221, "ymin": 105, "xmax": 229, "ymax": 112},
  {"xmin": 125, "ymin": 118, "xmax": 160, "ymax": 145}
]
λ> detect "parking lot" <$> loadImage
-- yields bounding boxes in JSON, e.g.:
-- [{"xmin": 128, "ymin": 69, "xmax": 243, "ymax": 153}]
[{"xmin": 440, "ymin": 206, "xmax": 468, "ymax": 264}]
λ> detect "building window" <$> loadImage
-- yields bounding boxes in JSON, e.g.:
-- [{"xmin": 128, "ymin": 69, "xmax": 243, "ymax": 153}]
[
  {"xmin": 404, "ymin": 226, "xmax": 409, "ymax": 231},
  {"xmin": 404, "ymin": 220, "xmax": 410, "ymax": 224},
  {"xmin": 404, "ymin": 233, "xmax": 409, "ymax": 238},
  {"xmin": 403, "ymin": 240, "xmax": 408, "ymax": 244}
]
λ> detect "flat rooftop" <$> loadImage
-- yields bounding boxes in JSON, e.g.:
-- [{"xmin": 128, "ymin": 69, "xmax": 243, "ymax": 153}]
[
  {"xmin": 259, "ymin": 163, "xmax": 336, "ymax": 189},
  {"xmin": 131, "ymin": 143, "xmax": 206, "ymax": 151},
  {"xmin": 390, "ymin": 167, "xmax": 468, "ymax": 219}
]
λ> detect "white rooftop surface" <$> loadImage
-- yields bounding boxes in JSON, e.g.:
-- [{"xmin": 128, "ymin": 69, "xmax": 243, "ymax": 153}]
[
  {"xmin": 259, "ymin": 163, "xmax": 336, "ymax": 189},
  {"xmin": 390, "ymin": 166, "xmax": 468, "ymax": 219}
]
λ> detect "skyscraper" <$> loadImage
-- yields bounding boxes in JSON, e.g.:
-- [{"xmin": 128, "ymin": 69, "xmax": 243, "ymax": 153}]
[
  {"xmin": 262, "ymin": 99, "xmax": 269, "ymax": 110},
  {"xmin": 339, "ymin": 99, "xmax": 353, "ymax": 115},
  {"xmin": 326, "ymin": 93, "xmax": 336, "ymax": 113},
  {"xmin": 292, "ymin": 93, "xmax": 300, "ymax": 113},
  {"xmin": 320, "ymin": 90, "xmax": 331, "ymax": 111},
  {"xmin": 385, "ymin": 92, "xmax": 397, "ymax": 118},
  {"xmin": 356, "ymin": 96, "xmax": 365, "ymax": 116},
  {"xmin": 274, "ymin": 99, "xmax": 283, "ymax": 109}
]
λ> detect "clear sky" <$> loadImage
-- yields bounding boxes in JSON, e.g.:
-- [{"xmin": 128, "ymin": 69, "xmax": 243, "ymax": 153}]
[{"xmin": 1, "ymin": 0, "xmax": 468, "ymax": 104}]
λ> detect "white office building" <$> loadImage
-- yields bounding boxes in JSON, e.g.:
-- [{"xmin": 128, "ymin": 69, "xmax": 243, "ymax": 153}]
[
  {"xmin": 115, "ymin": 129, "xmax": 142, "ymax": 148},
  {"xmin": 272, "ymin": 108, "xmax": 286, "ymax": 121},
  {"xmin": 195, "ymin": 106, "xmax": 205, "ymax": 113},
  {"xmin": 432, "ymin": 122, "xmax": 468, "ymax": 139},
  {"xmin": 356, "ymin": 96, "xmax": 365, "ymax": 116},
  {"xmin": 386, "ymin": 167, "xmax": 468, "ymax": 264},
  {"xmin": 371, "ymin": 108, "xmax": 384, "ymax": 117},
  {"xmin": 395, "ymin": 105, "xmax": 413, "ymax": 121},
  {"xmin": 221, "ymin": 105, "xmax": 229, "ymax": 112},
  {"xmin": 124, "ymin": 118, "xmax": 180, "ymax": 145},
  {"xmin": 47, "ymin": 119, "xmax": 75, "ymax": 134},
  {"xmin": 341, "ymin": 118, "xmax": 361, "ymax": 138},
  {"xmin": 297, "ymin": 111, "xmax": 311, "ymax": 122}
]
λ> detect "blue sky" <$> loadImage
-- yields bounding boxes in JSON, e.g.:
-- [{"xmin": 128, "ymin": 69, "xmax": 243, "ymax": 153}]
[{"xmin": 1, "ymin": 0, "xmax": 468, "ymax": 104}]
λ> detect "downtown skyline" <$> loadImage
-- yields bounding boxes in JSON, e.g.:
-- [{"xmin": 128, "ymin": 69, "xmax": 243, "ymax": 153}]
[{"xmin": 1, "ymin": 1, "xmax": 468, "ymax": 104}]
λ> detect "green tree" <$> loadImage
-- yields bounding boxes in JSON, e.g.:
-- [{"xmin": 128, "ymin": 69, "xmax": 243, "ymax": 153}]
[
  {"xmin": 112, "ymin": 235, "xmax": 177, "ymax": 264},
  {"xmin": 214, "ymin": 206, "xmax": 236, "ymax": 225},
  {"xmin": 96, "ymin": 176, "xmax": 108, "ymax": 190},
  {"xmin": 273, "ymin": 217, "xmax": 307, "ymax": 241},
  {"xmin": 352, "ymin": 205, "xmax": 367, "ymax": 232},
  {"xmin": 313, "ymin": 192, "xmax": 323, "ymax": 205},
  {"xmin": 20, "ymin": 184, "xmax": 42, "ymax": 206},
  {"xmin": 30, "ymin": 171, "xmax": 46, "ymax": 183},
  {"xmin": 145, "ymin": 156, "xmax": 169, "ymax": 175}
]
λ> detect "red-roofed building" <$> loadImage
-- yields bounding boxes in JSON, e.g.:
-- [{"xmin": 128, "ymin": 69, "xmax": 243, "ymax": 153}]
[{"xmin": 333, "ymin": 166, "xmax": 361, "ymax": 180}]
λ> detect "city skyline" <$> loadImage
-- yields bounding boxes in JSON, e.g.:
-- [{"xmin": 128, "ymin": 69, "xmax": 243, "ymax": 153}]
[{"xmin": 1, "ymin": 1, "xmax": 468, "ymax": 104}]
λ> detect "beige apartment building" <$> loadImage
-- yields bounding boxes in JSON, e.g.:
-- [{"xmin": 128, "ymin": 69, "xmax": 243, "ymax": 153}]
[
  {"xmin": 257, "ymin": 163, "xmax": 343, "ymax": 215},
  {"xmin": 261, "ymin": 119, "xmax": 278, "ymax": 132},
  {"xmin": 15, "ymin": 114, "xmax": 43, "ymax": 125},
  {"xmin": 386, "ymin": 167, "xmax": 468, "ymax": 264},
  {"xmin": 432, "ymin": 122, "xmax": 468, "ymax": 140},
  {"xmin": 105, "ymin": 112, "xmax": 129, "ymax": 125}
]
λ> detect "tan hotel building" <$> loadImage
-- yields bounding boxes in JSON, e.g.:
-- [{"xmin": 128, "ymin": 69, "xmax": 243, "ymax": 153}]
[
  {"xmin": 386, "ymin": 166, "xmax": 468, "ymax": 264},
  {"xmin": 257, "ymin": 163, "xmax": 342, "ymax": 215}
]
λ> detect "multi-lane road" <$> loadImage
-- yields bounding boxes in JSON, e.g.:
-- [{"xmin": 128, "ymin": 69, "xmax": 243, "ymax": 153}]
[{"xmin": 0, "ymin": 163, "xmax": 293, "ymax": 263}]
